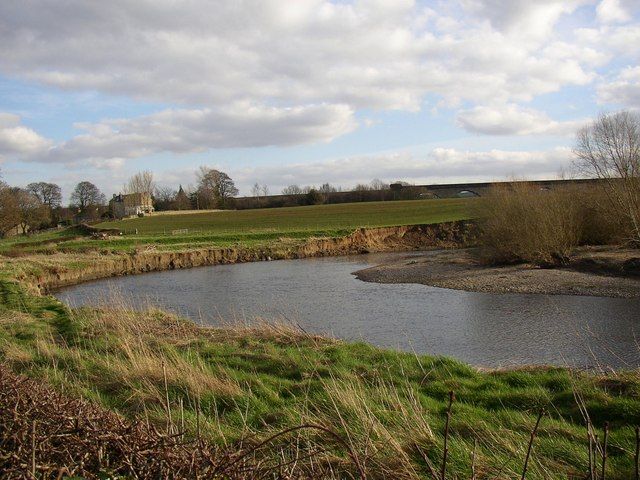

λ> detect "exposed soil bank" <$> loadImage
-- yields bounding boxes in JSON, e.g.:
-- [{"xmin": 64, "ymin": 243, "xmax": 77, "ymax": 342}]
[
  {"xmin": 34, "ymin": 221, "xmax": 475, "ymax": 292},
  {"xmin": 354, "ymin": 246, "xmax": 640, "ymax": 298}
]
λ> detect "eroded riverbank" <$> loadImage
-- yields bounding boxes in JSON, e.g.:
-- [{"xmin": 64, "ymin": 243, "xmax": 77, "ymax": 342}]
[
  {"xmin": 354, "ymin": 246, "xmax": 640, "ymax": 298},
  {"xmin": 24, "ymin": 221, "xmax": 474, "ymax": 292}
]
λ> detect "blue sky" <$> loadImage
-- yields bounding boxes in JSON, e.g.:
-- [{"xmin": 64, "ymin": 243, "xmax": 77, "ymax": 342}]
[{"xmin": 0, "ymin": 0, "xmax": 639, "ymax": 200}]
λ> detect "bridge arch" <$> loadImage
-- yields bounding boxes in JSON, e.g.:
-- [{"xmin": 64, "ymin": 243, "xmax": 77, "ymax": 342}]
[{"xmin": 457, "ymin": 190, "xmax": 480, "ymax": 198}]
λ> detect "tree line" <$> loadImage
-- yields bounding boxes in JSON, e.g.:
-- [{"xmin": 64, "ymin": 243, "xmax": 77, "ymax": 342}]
[
  {"xmin": 0, "ymin": 160, "xmax": 431, "ymax": 236},
  {"xmin": 0, "ymin": 167, "xmax": 242, "ymax": 236}
]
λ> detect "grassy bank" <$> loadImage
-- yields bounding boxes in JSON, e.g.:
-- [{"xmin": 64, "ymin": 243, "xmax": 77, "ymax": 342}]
[
  {"xmin": 2, "ymin": 280, "xmax": 640, "ymax": 478},
  {"xmin": 1, "ymin": 199, "xmax": 640, "ymax": 477}
]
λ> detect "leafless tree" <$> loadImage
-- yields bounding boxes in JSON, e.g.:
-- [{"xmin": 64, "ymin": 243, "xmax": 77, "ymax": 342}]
[
  {"xmin": 318, "ymin": 183, "xmax": 337, "ymax": 194},
  {"xmin": 196, "ymin": 167, "xmax": 238, "ymax": 208},
  {"xmin": 370, "ymin": 178, "xmax": 388, "ymax": 190},
  {"xmin": 153, "ymin": 186, "xmax": 176, "ymax": 211},
  {"xmin": 574, "ymin": 111, "xmax": 640, "ymax": 243},
  {"xmin": 353, "ymin": 183, "xmax": 372, "ymax": 192},
  {"xmin": 70, "ymin": 181, "xmax": 106, "ymax": 211},
  {"xmin": 12, "ymin": 188, "xmax": 50, "ymax": 233},
  {"xmin": 124, "ymin": 170, "xmax": 155, "ymax": 194},
  {"xmin": 252, "ymin": 183, "xmax": 269, "ymax": 198},
  {"xmin": 26, "ymin": 182, "xmax": 62, "ymax": 209},
  {"xmin": 0, "ymin": 184, "xmax": 19, "ymax": 236},
  {"xmin": 282, "ymin": 185, "xmax": 303, "ymax": 195}
]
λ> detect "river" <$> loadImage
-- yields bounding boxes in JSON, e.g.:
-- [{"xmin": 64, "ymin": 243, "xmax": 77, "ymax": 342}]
[{"xmin": 54, "ymin": 252, "xmax": 640, "ymax": 369}]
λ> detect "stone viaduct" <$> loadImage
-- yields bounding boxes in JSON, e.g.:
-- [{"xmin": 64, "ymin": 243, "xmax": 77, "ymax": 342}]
[{"xmin": 392, "ymin": 178, "xmax": 601, "ymax": 198}]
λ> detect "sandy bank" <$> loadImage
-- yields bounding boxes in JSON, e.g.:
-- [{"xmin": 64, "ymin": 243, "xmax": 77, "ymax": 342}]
[{"xmin": 354, "ymin": 246, "xmax": 640, "ymax": 298}]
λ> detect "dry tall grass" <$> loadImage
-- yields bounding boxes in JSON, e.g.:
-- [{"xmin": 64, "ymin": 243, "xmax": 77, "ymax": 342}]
[{"xmin": 476, "ymin": 183, "xmax": 626, "ymax": 265}]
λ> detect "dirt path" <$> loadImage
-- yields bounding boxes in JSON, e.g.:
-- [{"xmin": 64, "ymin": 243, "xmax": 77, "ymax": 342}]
[{"xmin": 354, "ymin": 247, "xmax": 640, "ymax": 298}]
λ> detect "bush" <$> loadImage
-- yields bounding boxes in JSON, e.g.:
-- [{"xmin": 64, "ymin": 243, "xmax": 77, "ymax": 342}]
[{"xmin": 476, "ymin": 183, "xmax": 624, "ymax": 265}]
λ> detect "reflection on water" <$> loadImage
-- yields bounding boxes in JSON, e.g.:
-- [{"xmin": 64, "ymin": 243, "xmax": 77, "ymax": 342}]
[{"xmin": 55, "ymin": 252, "xmax": 640, "ymax": 369}]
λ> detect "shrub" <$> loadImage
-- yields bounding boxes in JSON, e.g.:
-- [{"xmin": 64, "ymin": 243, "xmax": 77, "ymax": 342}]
[{"xmin": 476, "ymin": 182, "xmax": 624, "ymax": 265}]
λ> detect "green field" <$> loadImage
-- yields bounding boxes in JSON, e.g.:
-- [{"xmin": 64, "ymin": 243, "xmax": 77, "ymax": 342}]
[
  {"xmin": 98, "ymin": 198, "xmax": 472, "ymax": 234},
  {"xmin": 0, "ymin": 198, "xmax": 473, "ymax": 254}
]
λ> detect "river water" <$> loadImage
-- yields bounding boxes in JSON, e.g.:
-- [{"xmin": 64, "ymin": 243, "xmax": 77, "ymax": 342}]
[{"xmin": 55, "ymin": 252, "xmax": 640, "ymax": 369}]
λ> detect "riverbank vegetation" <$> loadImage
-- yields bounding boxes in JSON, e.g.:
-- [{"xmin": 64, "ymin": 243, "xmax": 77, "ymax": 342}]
[
  {"xmin": 477, "ymin": 111, "xmax": 640, "ymax": 266},
  {"xmin": 2, "ymin": 282, "xmax": 640, "ymax": 478},
  {"xmin": 475, "ymin": 183, "xmax": 625, "ymax": 265}
]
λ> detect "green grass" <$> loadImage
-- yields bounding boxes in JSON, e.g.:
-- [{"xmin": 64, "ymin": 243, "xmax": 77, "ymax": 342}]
[
  {"xmin": 1, "ymin": 279, "xmax": 639, "ymax": 478},
  {"xmin": 97, "ymin": 199, "xmax": 472, "ymax": 234}
]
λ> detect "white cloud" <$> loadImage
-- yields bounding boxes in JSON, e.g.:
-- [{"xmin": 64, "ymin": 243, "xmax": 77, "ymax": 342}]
[
  {"xmin": 598, "ymin": 66, "xmax": 640, "ymax": 107},
  {"xmin": 0, "ymin": 113, "xmax": 53, "ymax": 159},
  {"xmin": 596, "ymin": 0, "xmax": 632, "ymax": 24},
  {"xmin": 6, "ymin": 103, "xmax": 356, "ymax": 165},
  {"xmin": 0, "ymin": 0, "xmax": 608, "ymax": 112},
  {"xmin": 456, "ymin": 104, "xmax": 587, "ymax": 135},
  {"xmin": 461, "ymin": 0, "xmax": 589, "ymax": 41},
  {"xmin": 0, "ymin": 0, "xmax": 637, "ymax": 188}
]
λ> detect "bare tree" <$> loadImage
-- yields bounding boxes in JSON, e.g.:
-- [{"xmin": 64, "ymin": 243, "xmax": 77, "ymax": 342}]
[
  {"xmin": 370, "ymin": 178, "xmax": 388, "ymax": 190},
  {"xmin": 11, "ymin": 188, "xmax": 50, "ymax": 233},
  {"xmin": 124, "ymin": 170, "xmax": 155, "ymax": 194},
  {"xmin": 282, "ymin": 185, "xmax": 303, "ymax": 195},
  {"xmin": 153, "ymin": 186, "xmax": 176, "ymax": 211},
  {"xmin": 70, "ymin": 181, "xmax": 106, "ymax": 211},
  {"xmin": 353, "ymin": 183, "xmax": 372, "ymax": 192},
  {"xmin": 196, "ymin": 167, "xmax": 238, "ymax": 208},
  {"xmin": 574, "ymin": 111, "xmax": 640, "ymax": 243},
  {"xmin": 0, "ymin": 184, "xmax": 19, "ymax": 236},
  {"xmin": 318, "ymin": 183, "xmax": 337, "ymax": 194},
  {"xmin": 252, "ymin": 183, "xmax": 269, "ymax": 198},
  {"xmin": 26, "ymin": 182, "xmax": 62, "ymax": 209}
]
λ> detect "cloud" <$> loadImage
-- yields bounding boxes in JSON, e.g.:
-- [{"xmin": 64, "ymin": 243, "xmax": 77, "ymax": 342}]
[
  {"xmin": 461, "ymin": 0, "xmax": 588, "ymax": 42},
  {"xmin": 0, "ymin": 0, "xmax": 608, "ymax": 111},
  {"xmin": 5, "ymin": 103, "xmax": 356, "ymax": 165},
  {"xmin": 596, "ymin": 0, "xmax": 632, "ymax": 24},
  {"xmin": 0, "ymin": 113, "xmax": 53, "ymax": 159},
  {"xmin": 456, "ymin": 104, "xmax": 587, "ymax": 135},
  {"xmin": 598, "ymin": 66, "xmax": 640, "ymax": 107},
  {"xmin": 233, "ymin": 147, "xmax": 574, "ymax": 193},
  {"xmin": 0, "ymin": 0, "xmax": 637, "ymax": 189}
]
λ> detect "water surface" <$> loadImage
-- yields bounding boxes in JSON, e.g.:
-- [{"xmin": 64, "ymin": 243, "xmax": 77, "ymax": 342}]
[{"xmin": 55, "ymin": 252, "xmax": 640, "ymax": 369}]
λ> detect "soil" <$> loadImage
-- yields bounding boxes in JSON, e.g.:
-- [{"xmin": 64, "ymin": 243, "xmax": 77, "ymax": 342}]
[{"xmin": 354, "ymin": 246, "xmax": 640, "ymax": 298}]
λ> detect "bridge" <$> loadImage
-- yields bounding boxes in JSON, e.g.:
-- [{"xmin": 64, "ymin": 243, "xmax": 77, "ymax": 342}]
[{"xmin": 391, "ymin": 178, "xmax": 600, "ymax": 199}]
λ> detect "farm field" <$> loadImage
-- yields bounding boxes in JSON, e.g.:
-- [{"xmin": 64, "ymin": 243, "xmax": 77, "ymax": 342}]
[
  {"xmin": 97, "ymin": 198, "xmax": 472, "ymax": 235},
  {"xmin": 0, "ymin": 198, "xmax": 473, "ymax": 254}
]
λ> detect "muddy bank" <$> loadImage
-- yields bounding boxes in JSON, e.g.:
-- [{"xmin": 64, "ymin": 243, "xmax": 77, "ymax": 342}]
[
  {"xmin": 354, "ymin": 246, "xmax": 640, "ymax": 298},
  {"xmin": 32, "ymin": 221, "xmax": 475, "ymax": 292}
]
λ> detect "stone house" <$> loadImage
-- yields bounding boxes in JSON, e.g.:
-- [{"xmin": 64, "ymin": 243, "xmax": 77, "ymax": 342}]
[{"xmin": 109, "ymin": 192, "xmax": 154, "ymax": 219}]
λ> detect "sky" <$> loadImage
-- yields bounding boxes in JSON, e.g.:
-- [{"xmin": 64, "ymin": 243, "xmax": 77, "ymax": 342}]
[{"xmin": 0, "ymin": 0, "xmax": 639, "ymax": 200}]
